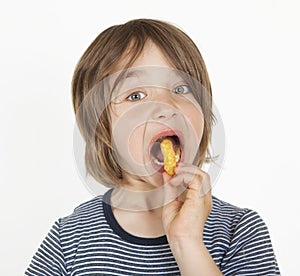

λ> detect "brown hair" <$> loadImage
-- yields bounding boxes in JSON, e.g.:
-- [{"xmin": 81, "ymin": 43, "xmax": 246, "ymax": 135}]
[{"xmin": 72, "ymin": 18, "xmax": 214, "ymax": 188}]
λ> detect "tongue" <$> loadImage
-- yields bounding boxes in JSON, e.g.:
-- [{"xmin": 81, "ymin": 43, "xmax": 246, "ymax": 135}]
[
  {"xmin": 155, "ymin": 151, "xmax": 164, "ymax": 162},
  {"xmin": 151, "ymin": 141, "xmax": 164, "ymax": 162}
]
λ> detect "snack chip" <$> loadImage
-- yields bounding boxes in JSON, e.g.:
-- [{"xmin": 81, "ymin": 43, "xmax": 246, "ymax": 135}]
[{"xmin": 160, "ymin": 139, "xmax": 180, "ymax": 176}]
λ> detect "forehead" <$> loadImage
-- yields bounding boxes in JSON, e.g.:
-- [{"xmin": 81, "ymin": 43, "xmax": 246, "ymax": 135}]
[
  {"xmin": 113, "ymin": 40, "xmax": 174, "ymax": 73},
  {"xmin": 130, "ymin": 41, "xmax": 172, "ymax": 68},
  {"xmin": 105, "ymin": 40, "xmax": 183, "ymax": 95}
]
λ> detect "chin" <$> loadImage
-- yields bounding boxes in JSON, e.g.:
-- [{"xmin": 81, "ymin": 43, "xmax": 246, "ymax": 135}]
[{"xmin": 142, "ymin": 172, "xmax": 164, "ymax": 188}]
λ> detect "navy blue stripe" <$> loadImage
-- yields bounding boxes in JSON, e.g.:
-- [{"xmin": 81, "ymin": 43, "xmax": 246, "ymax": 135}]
[{"xmin": 25, "ymin": 190, "xmax": 280, "ymax": 276}]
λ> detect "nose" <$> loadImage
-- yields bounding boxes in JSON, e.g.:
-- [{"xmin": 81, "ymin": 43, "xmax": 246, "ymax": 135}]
[
  {"xmin": 151, "ymin": 101, "xmax": 178, "ymax": 120},
  {"xmin": 150, "ymin": 88, "xmax": 179, "ymax": 121},
  {"xmin": 153, "ymin": 108, "xmax": 178, "ymax": 120}
]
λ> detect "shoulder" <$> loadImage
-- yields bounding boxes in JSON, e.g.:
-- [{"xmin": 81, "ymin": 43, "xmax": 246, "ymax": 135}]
[
  {"xmin": 68, "ymin": 195, "xmax": 103, "ymax": 217},
  {"xmin": 205, "ymin": 195, "xmax": 269, "ymax": 250},
  {"xmin": 209, "ymin": 195, "xmax": 271, "ymax": 238},
  {"xmin": 206, "ymin": 196, "xmax": 280, "ymax": 275},
  {"xmin": 211, "ymin": 196, "xmax": 274, "ymax": 250},
  {"xmin": 58, "ymin": 195, "xmax": 105, "ymax": 233},
  {"xmin": 25, "ymin": 196, "xmax": 109, "ymax": 275},
  {"xmin": 210, "ymin": 195, "xmax": 263, "ymax": 226}
]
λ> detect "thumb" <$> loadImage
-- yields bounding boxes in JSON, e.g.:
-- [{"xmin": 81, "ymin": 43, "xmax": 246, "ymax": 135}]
[
  {"xmin": 162, "ymin": 171, "xmax": 172, "ymax": 184},
  {"xmin": 162, "ymin": 172, "xmax": 177, "ymax": 205}
]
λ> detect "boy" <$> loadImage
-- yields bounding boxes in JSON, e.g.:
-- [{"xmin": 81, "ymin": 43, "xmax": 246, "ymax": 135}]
[{"xmin": 25, "ymin": 18, "xmax": 280, "ymax": 275}]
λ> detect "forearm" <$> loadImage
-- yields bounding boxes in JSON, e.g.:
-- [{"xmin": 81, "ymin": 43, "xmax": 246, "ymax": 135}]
[{"xmin": 169, "ymin": 238, "xmax": 223, "ymax": 276}]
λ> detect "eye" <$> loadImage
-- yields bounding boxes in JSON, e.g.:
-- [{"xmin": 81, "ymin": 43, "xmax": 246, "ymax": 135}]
[
  {"xmin": 126, "ymin": 91, "xmax": 146, "ymax": 101},
  {"xmin": 173, "ymin": 84, "xmax": 190, "ymax": 94}
]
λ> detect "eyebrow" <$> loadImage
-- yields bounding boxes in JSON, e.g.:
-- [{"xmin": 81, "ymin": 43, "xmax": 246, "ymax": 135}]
[
  {"xmin": 110, "ymin": 67, "xmax": 186, "ymax": 97},
  {"xmin": 111, "ymin": 69, "xmax": 145, "ymax": 94},
  {"xmin": 123, "ymin": 69, "xmax": 145, "ymax": 79}
]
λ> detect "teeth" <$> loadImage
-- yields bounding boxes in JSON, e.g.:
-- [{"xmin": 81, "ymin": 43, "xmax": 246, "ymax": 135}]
[
  {"xmin": 152, "ymin": 153, "xmax": 181, "ymax": 166},
  {"xmin": 152, "ymin": 157, "xmax": 164, "ymax": 166},
  {"xmin": 175, "ymin": 147, "xmax": 181, "ymax": 162}
]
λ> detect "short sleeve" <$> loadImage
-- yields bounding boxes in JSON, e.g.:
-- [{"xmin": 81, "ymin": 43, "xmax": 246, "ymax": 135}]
[
  {"xmin": 220, "ymin": 210, "xmax": 280, "ymax": 276},
  {"xmin": 25, "ymin": 219, "xmax": 67, "ymax": 276}
]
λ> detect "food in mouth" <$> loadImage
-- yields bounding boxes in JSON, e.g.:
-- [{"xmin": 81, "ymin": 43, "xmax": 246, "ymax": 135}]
[
  {"xmin": 150, "ymin": 135, "xmax": 181, "ymax": 176},
  {"xmin": 151, "ymin": 135, "xmax": 182, "ymax": 176},
  {"xmin": 160, "ymin": 139, "xmax": 179, "ymax": 176}
]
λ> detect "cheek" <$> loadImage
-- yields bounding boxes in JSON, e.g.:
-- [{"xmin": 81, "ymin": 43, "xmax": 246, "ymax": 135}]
[
  {"xmin": 110, "ymin": 105, "xmax": 148, "ymax": 164},
  {"xmin": 128, "ymin": 125, "xmax": 147, "ymax": 163},
  {"xmin": 190, "ymin": 111, "xmax": 204, "ymax": 139},
  {"xmin": 182, "ymin": 103, "xmax": 204, "ymax": 141}
]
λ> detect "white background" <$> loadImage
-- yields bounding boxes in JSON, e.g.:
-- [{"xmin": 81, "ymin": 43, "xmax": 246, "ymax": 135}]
[{"xmin": 1, "ymin": 0, "xmax": 299, "ymax": 275}]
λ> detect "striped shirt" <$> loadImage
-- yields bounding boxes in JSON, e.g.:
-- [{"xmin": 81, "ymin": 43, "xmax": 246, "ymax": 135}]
[{"xmin": 25, "ymin": 189, "xmax": 280, "ymax": 275}]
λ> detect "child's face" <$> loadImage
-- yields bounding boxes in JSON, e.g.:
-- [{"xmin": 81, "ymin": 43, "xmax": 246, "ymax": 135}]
[{"xmin": 109, "ymin": 41, "xmax": 204, "ymax": 189}]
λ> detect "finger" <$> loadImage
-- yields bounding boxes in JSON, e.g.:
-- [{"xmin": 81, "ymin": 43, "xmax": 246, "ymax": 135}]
[
  {"xmin": 169, "ymin": 173, "xmax": 194, "ymax": 187},
  {"xmin": 175, "ymin": 164, "xmax": 211, "ymax": 193},
  {"xmin": 162, "ymin": 172, "xmax": 178, "ymax": 205},
  {"xmin": 188, "ymin": 173, "xmax": 212, "ymax": 198},
  {"xmin": 162, "ymin": 171, "xmax": 172, "ymax": 184},
  {"xmin": 171, "ymin": 170, "xmax": 212, "ymax": 197},
  {"xmin": 175, "ymin": 163, "xmax": 204, "ymax": 176},
  {"xmin": 182, "ymin": 176, "xmax": 212, "ymax": 215},
  {"xmin": 167, "ymin": 173, "xmax": 195, "ymax": 201}
]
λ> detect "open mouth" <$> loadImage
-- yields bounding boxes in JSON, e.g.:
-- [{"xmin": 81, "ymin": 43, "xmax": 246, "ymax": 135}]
[{"xmin": 150, "ymin": 133, "xmax": 183, "ymax": 172}]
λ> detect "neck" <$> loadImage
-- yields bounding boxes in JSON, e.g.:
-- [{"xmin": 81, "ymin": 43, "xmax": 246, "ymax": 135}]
[
  {"xmin": 110, "ymin": 188, "xmax": 166, "ymax": 238},
  {"xmin": 111, "ymin": 186, "xmax": 166, "ymax": 212}
]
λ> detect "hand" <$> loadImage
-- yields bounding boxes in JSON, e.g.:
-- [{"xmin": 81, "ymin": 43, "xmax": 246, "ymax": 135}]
[
  {"xmin": 162, "ymin": 164, "xmax": 222, "ymax": 276},
  {"xmin": 162, "ymin": 163, "xmax": 212, "ymax": 242}
]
